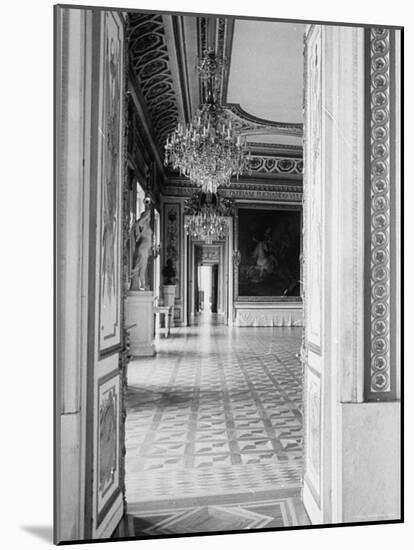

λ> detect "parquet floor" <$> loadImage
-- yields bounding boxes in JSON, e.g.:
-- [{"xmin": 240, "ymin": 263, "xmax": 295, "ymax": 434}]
[{"xmin": 121, "ymin": 314, "xmax": 309, "ymax": 536}]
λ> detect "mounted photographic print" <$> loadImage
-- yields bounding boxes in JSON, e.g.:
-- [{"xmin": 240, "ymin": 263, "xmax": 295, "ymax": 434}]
[{"xmin": 55, "ymin": 2, "xmax": 403, "ymax": 546}]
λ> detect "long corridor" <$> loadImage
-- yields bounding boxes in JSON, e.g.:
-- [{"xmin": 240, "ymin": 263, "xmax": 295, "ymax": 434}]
[{"xmin": 117, "ymin": 317, "xmax": 309, "ymax": 537}]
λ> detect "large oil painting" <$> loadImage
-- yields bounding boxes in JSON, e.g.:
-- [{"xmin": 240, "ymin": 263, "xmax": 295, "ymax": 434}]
[{"xmin": 237, "ymin": 206, "xmax": 301, "ymax": 299}]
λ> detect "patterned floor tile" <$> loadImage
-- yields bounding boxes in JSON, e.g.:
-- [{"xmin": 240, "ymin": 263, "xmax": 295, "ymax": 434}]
[
  {"xmin": 113, "ymin": 491, "xmax": 310, "ymax": 538},
  {"xmin": 126, "ymin": 319, "xmax": 304, "ymax": 505}
]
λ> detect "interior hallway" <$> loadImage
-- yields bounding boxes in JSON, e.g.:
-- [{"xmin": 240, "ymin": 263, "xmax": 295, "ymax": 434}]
[{"xmin": 116, "ymin": 319, "xmax": 309, "ymax": 537}]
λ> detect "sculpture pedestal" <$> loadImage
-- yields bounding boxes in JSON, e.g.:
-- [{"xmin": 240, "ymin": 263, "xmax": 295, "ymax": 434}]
[{"xmin": 126, "ymin": 291, "xmax": 155, "ymax": 357}]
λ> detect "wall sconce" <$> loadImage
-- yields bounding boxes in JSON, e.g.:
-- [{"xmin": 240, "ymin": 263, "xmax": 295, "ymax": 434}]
[{"xmin": 233, "ymin": 249, "xmax": 241, "ymax": 265}]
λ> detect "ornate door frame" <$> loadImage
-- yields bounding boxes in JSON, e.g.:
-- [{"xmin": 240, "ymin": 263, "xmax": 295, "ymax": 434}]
[{"xmin": 302, "ymin": 23, "xmax": 401, "ymax": 524}]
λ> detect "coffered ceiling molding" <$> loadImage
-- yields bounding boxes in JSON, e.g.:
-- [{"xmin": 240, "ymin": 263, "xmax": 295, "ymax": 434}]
[{"xmin": 129, "ymin": 13, "xmax": 180, "ymax": 149}]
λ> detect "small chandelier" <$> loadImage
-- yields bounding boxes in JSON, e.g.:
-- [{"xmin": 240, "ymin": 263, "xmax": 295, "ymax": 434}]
[
  {"xmin": 184, "ymin": 192, "xmax": 232, "ymax": 244},
  {"xmin": 164, "ymin": 50, "xmax": 250, "ymax": 193}
]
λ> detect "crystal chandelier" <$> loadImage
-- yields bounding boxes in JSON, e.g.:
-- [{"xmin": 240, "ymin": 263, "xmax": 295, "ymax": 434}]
[
  {"xmin": 184, "ymin": 192, "xmax": 233, "ymax": 244},
  {"xmin": 164, "ymin": 50, "xmax": 250, "ymax": 193}
]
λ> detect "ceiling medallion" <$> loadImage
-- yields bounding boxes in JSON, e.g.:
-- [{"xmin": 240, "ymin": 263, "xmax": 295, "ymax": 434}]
[
  {"xmin": 164, "ymin": 50, "xmax": 251, "ymax": 193},
  {"xmin": 184, "ymin": 192, "xmax": 233, "ymax": 244}
]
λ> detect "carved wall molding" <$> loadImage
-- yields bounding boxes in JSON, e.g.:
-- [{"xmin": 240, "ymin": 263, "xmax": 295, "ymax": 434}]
[
  {"xmin": 248, "ymin": 142, "xmax": 303, "ymax": 153},
  {"xmin": 166, "ymin": 155, "xmax": 303, "ymax": 180},
  {"xmin": 367, "ymin": 28, "xmax": 392, "ymax": 397},
  {"xmin": 129, "ymin": 14, "xmax": 179, "ymax": 150},
  {"xmin": 221, "ymin": 188, "xmax": 302, "ymax": 202},
  {"xmin": 198, "ymin": 244, "xmax": 221, "ymax": 263},
  {"xmin": 164, "ymin": 183, "xmax": 302, "ymax": 203},
  {"xmin": 249, "ymin": 155, "xmax": 303, "ymax": 175},
  {"xmin": 302, "ymin": 23, "xmax": 323, "ymax": 514}
]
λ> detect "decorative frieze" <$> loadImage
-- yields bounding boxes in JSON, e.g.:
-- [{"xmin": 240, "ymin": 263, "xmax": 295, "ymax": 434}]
[
  {"xmin": 249, "ymin": 155, "xmax": 303, "ymax": 175},
  {"xmin": 164, "ymin": 185, "xmax": 302, "ymax": 202},
  {"xmin": 368, "ymin": 28, "xmax": 392, "ymax": 396},
  {"xmin": 164, "ymin": 178, "xmax": 302, "ymax": 202},
  {"xmin": 198, "ymin": 245, "xmax": 220, "ymax": 264}
]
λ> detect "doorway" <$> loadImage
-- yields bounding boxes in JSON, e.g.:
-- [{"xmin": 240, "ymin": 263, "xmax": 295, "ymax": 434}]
[
  {"xmin": 187, "ymin": 239, "xmax": 230, "ymax": 326},
  {"xmin": 196, "ymin": 263, "xmax": 219, "ymax": 316}
]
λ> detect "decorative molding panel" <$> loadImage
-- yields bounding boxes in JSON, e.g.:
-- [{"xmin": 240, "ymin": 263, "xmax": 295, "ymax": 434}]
[
  {"xmin": 302, "ymin": 24, "xmax": 323, "ymax": 521},
  {"xmin": 367, "ymin": 28, "xmax": 393, "ymax": 397},
  {"xmin": 303, "ymin": 24, "xmax": 323, "ymax": 352},
  {"xmin": 249, "ymin": 155, "xmax": 303, "ymax": 175},
  {"xmin": 305, "ymin": 365, "xmax": 322, "ymax": 493},
  {"xmin": 198, "ymin": 245, "xmax": 221, "ymax": 263}
]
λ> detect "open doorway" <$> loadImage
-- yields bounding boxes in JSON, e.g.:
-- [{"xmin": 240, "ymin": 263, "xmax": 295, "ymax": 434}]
[
  {"xmin": 196, "ymin": 264, "xmax": 219, "ymax": 316},
  {"xmin": 188, "ymin": 240, "xmax": 228, "ymax": 326}
]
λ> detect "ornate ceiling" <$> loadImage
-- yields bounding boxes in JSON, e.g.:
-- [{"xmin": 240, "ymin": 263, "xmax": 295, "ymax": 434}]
[
  {"xmin": 129, "ymin": 14, "xmax": 180, "ymax": 151},
  {"xmin": 128, "ymin": 12, "xmax": 305, "ymax": 183}
]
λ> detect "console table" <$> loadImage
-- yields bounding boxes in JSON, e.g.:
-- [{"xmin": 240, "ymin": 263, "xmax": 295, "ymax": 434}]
[{"xmin": 154, "ymin": 305, "xmax": 173, "ymax": 338}]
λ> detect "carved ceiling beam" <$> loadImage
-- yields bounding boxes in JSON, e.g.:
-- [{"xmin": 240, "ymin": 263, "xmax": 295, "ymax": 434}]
[{"xmin": 129, "ymin": 13, "xmax": 180, "ymax": 152}]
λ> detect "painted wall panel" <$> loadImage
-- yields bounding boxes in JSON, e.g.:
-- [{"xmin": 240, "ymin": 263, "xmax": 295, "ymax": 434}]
[
  {"xmin": 97, "ymin": 11, "xmax": 124, "ymax": 355},
  {"xmin": 88, "ymin": 10, "xmax": 126, "ymax": 540}
]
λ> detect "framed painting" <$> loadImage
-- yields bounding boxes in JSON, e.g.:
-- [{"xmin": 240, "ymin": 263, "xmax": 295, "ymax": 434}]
[
  {"xmin": 96, "ymin": 369, "xmax": 122, "ymax": 527},
  {"xmin": 235, "ymin": 204, "xmax": 302, "ymax": 301}
]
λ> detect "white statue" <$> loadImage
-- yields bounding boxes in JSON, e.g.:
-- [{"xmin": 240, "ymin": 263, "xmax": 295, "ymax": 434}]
[{"xmin": 130, "ymin": 207, "xmax": 152, "ymax": 291}]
